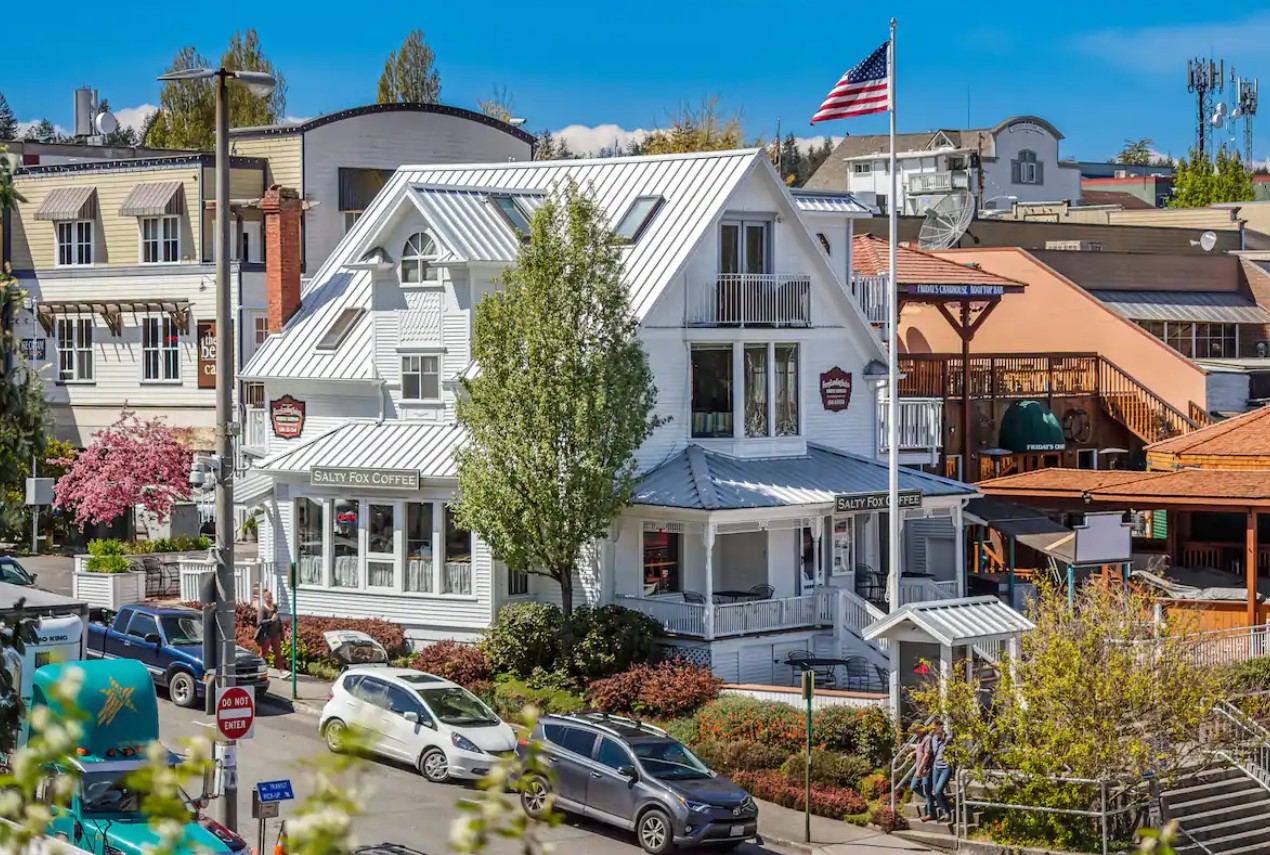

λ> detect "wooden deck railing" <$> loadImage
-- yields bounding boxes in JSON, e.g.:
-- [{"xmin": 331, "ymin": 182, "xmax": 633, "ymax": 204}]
[
  {"xmin": 1189, "ymin": 400, "xmax": 1214, "ymax": 428},
  {"xmin": 1097, "ymin": 357, "xmax": 1198, "ymax": 442}
]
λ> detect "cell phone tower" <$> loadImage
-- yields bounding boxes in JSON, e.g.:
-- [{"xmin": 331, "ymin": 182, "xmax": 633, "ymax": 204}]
[
  {"xmin": 1231, "ymin": 71, "xmax": 1259, "ymax": 166},
  {"xmin": 1188, "ymin": 57, "xmax": 1224, "ymax": 157}
]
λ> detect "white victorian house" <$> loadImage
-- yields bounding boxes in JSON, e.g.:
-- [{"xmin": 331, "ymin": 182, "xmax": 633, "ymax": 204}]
[{"xmin": 239, "ymin": 149, "xmax": 976, "ymax": 686}]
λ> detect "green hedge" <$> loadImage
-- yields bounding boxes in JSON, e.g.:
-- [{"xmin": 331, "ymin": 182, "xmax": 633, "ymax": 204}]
[{"xmin": 492, "ymin": 677, "xmax": 585, "ymax": 720}]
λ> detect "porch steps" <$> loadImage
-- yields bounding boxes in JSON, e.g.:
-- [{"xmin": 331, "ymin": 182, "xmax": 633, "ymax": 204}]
[{"xmin": 1164, "ymin": 766, "xmax": 1270, "ymax": 854}]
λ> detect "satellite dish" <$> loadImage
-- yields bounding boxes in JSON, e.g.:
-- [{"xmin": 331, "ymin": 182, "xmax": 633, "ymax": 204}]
[
  {"xmin": 1199, "ymin": 231, "xmax": 1218, "ymax": 252},
  {"xmin": 918, "ymin": 190, "xmax": 975, "ymax": 250},
  {"xmin": 1232, "ymin": 105, "xmax": 1244, "ymax": 120},
  {"xmin": 95, "ymin": 111, "xmax": 118, "ymax": 135},
  {"xmin": 1211, "ymin": 112, "xmax": 1225, "ymax": 128},
  {"xmin": 1216, "ymin": 101, "xmax": 1228, "ymax": 116}
]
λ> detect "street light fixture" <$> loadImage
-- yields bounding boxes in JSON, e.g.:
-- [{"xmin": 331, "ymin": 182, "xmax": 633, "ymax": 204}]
[{"xmin": 156, "ymin": 65, "xmax": 275, "ymax": 835}]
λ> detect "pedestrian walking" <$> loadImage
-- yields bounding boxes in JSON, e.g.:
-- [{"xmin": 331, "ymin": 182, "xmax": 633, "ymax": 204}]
[
  {"xmin": 926, "ymin": 722, "xmax": 954, "ymax": 823},
  {"xmin": 256, "ymin": 589, "xmax": 285, "ymax": 674},
  {"xmin": 911, "ymin": 725, "xmax": 934, "ymax": 818}
]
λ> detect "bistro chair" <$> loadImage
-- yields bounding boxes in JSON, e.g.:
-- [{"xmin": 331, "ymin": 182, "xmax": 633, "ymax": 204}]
[
  {"xmin": 749, "ymin": 584, "xmax": 775, "ymax": 600},
  {"xmin": 682, "ymin": 591, "xmax": 707, "ymax": 605},
  {"xmin": 854, "ymin": 564, "xmax": 888, "ymax": 606},
  {"xmin": 785, "ymin": 649, "xmax": 837, "ymax": 689},
  {"xmin": 843, "ymin": 656, "xmax": 884, "ymax": 692}
]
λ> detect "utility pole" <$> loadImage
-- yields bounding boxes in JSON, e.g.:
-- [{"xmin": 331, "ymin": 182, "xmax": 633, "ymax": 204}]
[{"xmin": 1187, "ymin": 57, "xmax": 1224, "ymax": 158}]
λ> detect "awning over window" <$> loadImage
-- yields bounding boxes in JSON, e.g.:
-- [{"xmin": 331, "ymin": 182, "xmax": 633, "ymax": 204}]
[
  {"xmin": 338, "ymin": 167, "xmax": 395, "ymax": 212},
  {"xmin": 33, "ymin": 186, "xmax": 98, "ymax": 221},
  {"xmin": 118, "ymin": 181, "xmax": 185, "ymax": 217},
  {"xmin": 999, "ymin": 399, "xmax": 1066, "ymax": 453},
  {"xmin": 1090, "ymin": 290, "xmax": 1270, "ymax": 325}
]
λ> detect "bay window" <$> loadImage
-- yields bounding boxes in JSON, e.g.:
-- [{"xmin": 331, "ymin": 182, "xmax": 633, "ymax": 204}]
[
  {"xmin": 405, "ymin": 502, "xmax": 434, "ymax": 593},
  {"xmin": 691, "ymin": 342, "xmax": 800, "ymax": 439},
  {"xmin": 775, "ymin": 344, "xmax": 800, "ymax": 436},
  {"xmin": 443, "ymin": 506, "xmax": 472, "ymax": 595},
  {"xmin": 690, "ymin": 345, "xmax": 733, "ymax": 438},
  {"xmin": 331, "ymin": 499, "xmax": 359, "ymax": 587},
  {"xmin": 296, "ymin": 499, "xmax": 323, "ymax": 584}
]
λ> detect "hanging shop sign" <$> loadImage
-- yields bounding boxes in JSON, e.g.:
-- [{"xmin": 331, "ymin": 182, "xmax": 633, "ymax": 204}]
[
  {"xmin": 910, "ymin": 284, "xmax": 1005, "ymax": 297},
  {"xmin": 834, "ymin": 490, "xmax": 922, "ymax": 513},
  {"xmin": 819, "ymin": 367, "xmax": 853, "ymax": 412},
  {"xmin": 19, "ymin": 339, "xmax": 45, "ymax": 361},
  {"xmin": 311, "ymin": 467, "xmax": 421, "ymax": 490},
  {"xmin": 197, "ymin": 321, "xmax": 217, "ymax": 389},
  {"xmin": 270, "ymin": 395, "xmax": 306, "ymax": 439}
]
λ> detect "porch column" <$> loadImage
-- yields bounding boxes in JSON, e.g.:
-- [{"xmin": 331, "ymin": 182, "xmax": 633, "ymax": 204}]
[
  {"xmin": 1166, "ymin": 509, "xmax": 1180, "ymax": 569},
  {"xmin": 888, "ymin": 640, "xmax": 901, "ymax": 718},
  {"xmin": 939, "ymin": 643, "xmax": 953, "ymax": 705},
  {"xmin": 811, "ymin": 516, "xmax": 824, "ymax": 589},
  {"xmin": 704, "ymin": 523, "xmax": 716, "ymax": 640},
  {"xmin": 953, "ymin": 502, "xmax": 966, "ymax": 597},
  {"xmin": 1007, "ymin": 537, "xmax": 1016, "ymax": 610},
  {"xmin": 1247, "ymin": 510, "xmax": 1258, "ymax": 627}
]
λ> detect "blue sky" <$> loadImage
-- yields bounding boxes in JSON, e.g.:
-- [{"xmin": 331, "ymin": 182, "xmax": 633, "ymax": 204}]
[{"xmin": 5, "ymin": 3, "xmax": 1270, "ymax": 163}]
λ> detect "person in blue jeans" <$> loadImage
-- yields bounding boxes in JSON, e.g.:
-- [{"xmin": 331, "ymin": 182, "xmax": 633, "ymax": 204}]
[{"xmin": 926, "ymin": 723, "xmax": 953, "ymax": 822}]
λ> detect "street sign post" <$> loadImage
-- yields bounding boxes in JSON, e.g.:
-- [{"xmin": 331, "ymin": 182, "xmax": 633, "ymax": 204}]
[
  {"xmin": 252, "ymin": 780, "xmax": 293, "ymax": 855},
  {"xmin": 216, "ymin": 686, "xmax": 255, "ymax": 740},
  {"xmin": 256, "ymin": 779, "xmax": 294, "ymax": 802}
]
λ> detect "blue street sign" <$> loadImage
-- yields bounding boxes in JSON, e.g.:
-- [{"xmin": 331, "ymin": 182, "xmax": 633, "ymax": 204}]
[{"xmin": 256, "ymin": 779, "xmax": 295, "ymax": 802}]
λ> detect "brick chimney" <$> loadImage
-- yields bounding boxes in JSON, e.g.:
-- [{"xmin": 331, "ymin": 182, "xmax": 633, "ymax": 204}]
[{"xmin": 262, "ymin": 185, "xmax": 302, "ymax": 333}]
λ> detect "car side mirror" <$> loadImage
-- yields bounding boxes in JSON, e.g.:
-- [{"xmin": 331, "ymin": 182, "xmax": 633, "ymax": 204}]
[
  {"xmin": 617, "ymin": 764, "xmax": 638, "ymax": 781},
  {"xmin": 29, "ymin": 573, "xmax": 36, "ymax": 582},
  {"xmin": 72, "ymin": 821, "xmax": 84, "ymax": 842},
  {"xmin": 144, "ymin": 633, "xmax": 162, "ymax": 645},
  {"xmin": 403, "ymin": 711, "xmax": 419, "ymax": 723}
]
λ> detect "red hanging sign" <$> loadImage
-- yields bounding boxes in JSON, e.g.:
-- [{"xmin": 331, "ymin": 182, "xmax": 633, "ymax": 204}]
[
  {"xmin": 270, "ymin": 395, "xmax": 306, "ymax": 439},
  {"xmin": 820, "ymin": 367, "xmax": 853, "ymax": 412}
]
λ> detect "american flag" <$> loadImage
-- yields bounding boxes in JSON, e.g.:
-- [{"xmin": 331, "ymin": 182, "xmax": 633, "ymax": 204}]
[{"xmin": 810, "ymin": 42, "xmax": 890, "ymax": 124}]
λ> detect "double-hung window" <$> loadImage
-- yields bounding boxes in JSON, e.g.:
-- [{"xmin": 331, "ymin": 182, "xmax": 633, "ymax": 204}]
[
  {"xmin": 56, "ymin": 318, "xmax": 93, "ymax": 382},
  {"xmin": 142, "ymin": 316, "xmax": 181, "ymax": 381},
  {"xmin": 140, "ymin": 215, "xmax": 179, "ymax": 263},
  {"xmin": 401, "ymin": 355, "xmax": 440, "ymax": 401},
  {"xmin": 55, "ymin": 221, "xmax": 93, "ymax": 266}
]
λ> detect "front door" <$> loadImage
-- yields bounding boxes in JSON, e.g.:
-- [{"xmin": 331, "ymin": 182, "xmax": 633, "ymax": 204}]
[{"xmin": 587, "ymin": 737, "xmax": 639, "ymax": 825}]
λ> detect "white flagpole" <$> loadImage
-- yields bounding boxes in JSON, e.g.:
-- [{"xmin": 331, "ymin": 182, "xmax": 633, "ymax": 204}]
[{"xmin": 886, "ymin": 19, "xmax": 900, "ymax": 617}]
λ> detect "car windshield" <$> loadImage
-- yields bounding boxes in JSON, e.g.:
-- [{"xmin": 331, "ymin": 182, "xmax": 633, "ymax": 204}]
[
  {"xmin": 160, "ymin": 615, "xmax": 203, "ymax": 645},
  {"xmin": 631, "ymin": 740, "xmax": 712, "ymax": 781},
  {"xmin": 0, "ymin": 560, "xmax": 33, "ymax": 586},
  {"xmin": 80, "ymin": 770, "xmax": 145, "ymax": 815},
  {"xmin": 416, "ymin": 686, "xmax": 500, "ymax": 727}
]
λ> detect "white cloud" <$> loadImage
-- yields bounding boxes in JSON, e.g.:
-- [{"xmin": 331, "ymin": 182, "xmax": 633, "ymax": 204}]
[
  {"xmin": 112, "ymin": 104, "xmax": 156, "ymax": 132},
  {"xmin": 1074, "ymin": 13, "xmax": 1270, "ymax": 73},
  {"xmin": 15, "ymin": 119, "xmax": 71, "ymax": 139},
  {"xmin": 282, "ymin": 116, "xmax": 312, "ymax": 126},
  {"xmin": 555, "ymin": 123, "xmax": 653, "ymax": 155}
]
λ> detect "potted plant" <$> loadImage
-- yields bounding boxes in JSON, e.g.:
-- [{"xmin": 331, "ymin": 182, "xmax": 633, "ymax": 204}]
[{"xmin": 72, "ymin": 539, "xmax": 148, "ymax": 609}]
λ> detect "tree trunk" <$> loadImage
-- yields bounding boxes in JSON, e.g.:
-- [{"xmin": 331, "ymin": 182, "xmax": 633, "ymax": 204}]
[{"xmin": 558, "ymin": 567, "xmax": 574, "ymax": 667}]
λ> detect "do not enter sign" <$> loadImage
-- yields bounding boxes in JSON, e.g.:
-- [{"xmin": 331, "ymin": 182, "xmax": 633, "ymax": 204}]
[{"xmin": 216, "ymin": 686, "xmax": 255, "ymax": 741}]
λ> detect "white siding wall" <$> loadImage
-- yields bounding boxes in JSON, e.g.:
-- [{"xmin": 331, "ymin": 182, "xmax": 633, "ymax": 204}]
[
  {"xmin": 301, "ymin": 111, "xmax": 533, "ymax": 272},
  {"xmin": 987, "ymin": 124, "xmax": 1080, "ymax": 205}
]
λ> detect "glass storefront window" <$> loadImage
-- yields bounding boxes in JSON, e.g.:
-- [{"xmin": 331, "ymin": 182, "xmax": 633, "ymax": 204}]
[
  {"xmin": 691, "ymin": 345, "xmax": 733, "ymax": 438},
  {"xmin": 332, "ymin": 499, "xmax": 359, "ymax": 587},
  {"xmin": 443, "ymin": 506, "xmax": 472, "ymax": 595},
  {"xmin": 832, "ymin": 516, "xmax": 854, "ymax": 576},
  {"xmin": 775, "ymin": 344, "xmax": 799, "ymax": 436},
  {"xmin": 643, "ymin": 531, "xmax": 681, "ymax": 594},
  {"xmin": 406, "ymin": 502, "xmax": 434, "ymax": 593},
  {"xmin": 367, "ymin": 503, "xmax": 395, "ymax": 588},
  {"xmin": 743, "ymin": 345, "xmax": 768, "ymax": 437},
  {"xmin": 296, "ymin": 499, "xmax": 323, "ymax": 585}
]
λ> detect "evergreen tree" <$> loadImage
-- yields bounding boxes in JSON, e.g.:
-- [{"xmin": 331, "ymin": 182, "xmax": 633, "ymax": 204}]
[
  {"xmin": 21, "ymin": 120, "xmax": 59, "ymax": 143},
  {"xmin": 97, "ymin": 100, "xmax": 140, "ymax": 146},
  {"xmin": 377, "ymin": 30, "xmax": 442, "ymax": 104},
  {"xmin": 779, "ymin": 133, "xmax": 803, "ymax": 186},
  {"xmin": 0, "ymin": 94, "xmax": 16, "ymax": 141},
  {"xmin": 639, "ymin": 97, "xmax": 744, "ymax": 155},
  {"xmin": 534, "ymin": 130, "xmax": 577, "ymax": 161},
  {"xmin": 1171, "ymin": 145, "xmax": 1255, "ymax": 208}
]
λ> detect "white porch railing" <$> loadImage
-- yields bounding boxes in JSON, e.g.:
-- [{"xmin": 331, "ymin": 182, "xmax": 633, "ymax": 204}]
[
  {"xmin": 243, "ymin": 407, "xmax": 269, "ymax": 452},
  {"xmin": 900, "ymin": 577, "xmax": 959, "ymax": 605},
  {"xmin": 849, "ymin": 274, "xmax": 888, "ymax": 325},
  {"xmin": 1172, "ymin": 624, "xmax": 1270, "ymax": 667},
  {"xmin": 685, "ymin": 274, "xmax": 812, "ymax": 328},
  {"xmin": 908, "ymin": 170, "xmax": 970, "ymax": 194},
  {"xmin": 179, "ymin": 559, "xmax": 275, "ymax": 604},
  {"xmin": 878, "ymin": 396, "xmax": 943, "ymax": 453},
  {"xmin": 617, "ymin": 595, "xmax": 709, "ymax": 636},
  {"xmin": 617, "ymin": 591, "xmax": 833, "ymax": 639}
]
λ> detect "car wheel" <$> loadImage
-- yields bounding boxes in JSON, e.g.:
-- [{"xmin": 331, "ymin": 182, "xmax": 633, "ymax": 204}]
[
  {"xmin": 168, "ymin": 672, "xmax": 197, "ymax": 708},
  {"xmin": 323, "ymin": 719, "xmax": 348, "ymax": 754},
  {"xmin": 520, "ymin": 776, "xmax": 552, "ymax": 819},
  {"xmin": 419, "ymin": 747, "xmax": 450, "ymax": 782},
  {"xmin": 637, "ymin": 808, "xmax": 677, "ymax": 855}
]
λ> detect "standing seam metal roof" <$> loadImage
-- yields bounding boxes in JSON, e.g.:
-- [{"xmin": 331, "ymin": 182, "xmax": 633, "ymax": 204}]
[
  {"xmin": 411, "ymin": 187, "xmax": 546, "ymax": 263},
  {"xmin": 259, "ymin": 421, "xmax": 465, "ymax": 477},
  {"xmin": 862, "ymin": 596, "xmax": 1035, "ymax": 646},
  {"xmin": 1088, "ymin": 290, "xmax": 1270, "ymax": 324}
]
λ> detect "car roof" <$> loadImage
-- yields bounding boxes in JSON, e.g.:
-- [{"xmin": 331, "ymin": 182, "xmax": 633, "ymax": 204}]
[
  {"xmin": 129, "ymin": 604, "xmax": 199, "ymax": 617},
  {"xmin": 342, "ymin": 666, "xmax": 459, "ymax": 690},
  {"xmin": 542, "ymin": 712, "xmax": 668, "ymax": 740}
]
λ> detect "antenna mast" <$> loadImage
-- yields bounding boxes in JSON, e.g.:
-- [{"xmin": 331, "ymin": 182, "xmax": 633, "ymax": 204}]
[
  {"xmin": 1187, "ymin": 57, "xmax": 1224, "ymax": 157},
  {"xmin": 1233, "ymin": 72, "xmax": 1259, "ymax": 166}
]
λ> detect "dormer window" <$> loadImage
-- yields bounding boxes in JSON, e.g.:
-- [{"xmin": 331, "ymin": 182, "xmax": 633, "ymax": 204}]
[
  {"xmin": 488, "ymin": 194, "xmax": 531, "ymax": 238},
  {"xmin": 316, "ymin": 307, "xmax": 365, "ymax": 351},
  {"xmin": 1012, "ymin": 150, "xmax": 1042, "ymax": 185},
  {"xmin": 401, "ymin": 232, "xmax": 440, "ymax": 283},
  {"xmin": 613, "ymin": 196, "xmax": 663, "ymax": 243}
]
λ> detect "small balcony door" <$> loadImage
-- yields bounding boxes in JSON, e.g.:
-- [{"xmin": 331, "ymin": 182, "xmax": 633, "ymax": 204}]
[{"xmin": 720, "ymin": 220, "xmax": 770, "ymax": 275}]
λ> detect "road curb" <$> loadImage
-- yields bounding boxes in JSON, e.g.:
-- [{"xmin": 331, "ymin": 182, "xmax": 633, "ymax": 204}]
[{"xmin": 257, "ymin": 691, "xmax": 323, "ymax": 716}]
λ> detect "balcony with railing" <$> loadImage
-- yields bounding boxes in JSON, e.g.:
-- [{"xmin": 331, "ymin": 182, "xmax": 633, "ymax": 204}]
[
  {"xmin": 877, "ymin": 396, "xmax": 943, "ymax": 460},
  {"xmin": 907, "ymin": 170, "xmax": 970, "ymax": 194},
  {"xmin": 243, "ymin": 406, "xmax": 268, "ymax": 454},
  {"xmin": 849, "ymin": 274, "xmax": 888, "ymax": 325},
  {"xmin": 685, "ymin": 273, "xmax": 812, "ymax": 327}
]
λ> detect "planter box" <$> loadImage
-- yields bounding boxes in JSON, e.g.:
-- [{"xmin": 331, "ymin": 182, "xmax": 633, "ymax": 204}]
[{"xmin": 72, "ymin": 570, "xmax": 148, "ymax": 610}]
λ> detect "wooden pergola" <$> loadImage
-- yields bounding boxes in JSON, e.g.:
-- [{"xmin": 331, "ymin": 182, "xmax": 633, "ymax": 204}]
[{"xmin": 853, "ymin": 235, "xmax": 1026, "ymax": 468}]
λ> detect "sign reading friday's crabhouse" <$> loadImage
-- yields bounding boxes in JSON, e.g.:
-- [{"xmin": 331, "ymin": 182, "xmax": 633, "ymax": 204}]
[{"xmin": 311, "ymin": 467, "xmax": 421, "ymax": 490}]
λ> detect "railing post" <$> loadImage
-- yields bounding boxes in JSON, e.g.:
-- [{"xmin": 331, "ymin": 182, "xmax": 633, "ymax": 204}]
[{"xmin": 1099, "ymin": 780, "xmax": 1108, "ymax": 855}]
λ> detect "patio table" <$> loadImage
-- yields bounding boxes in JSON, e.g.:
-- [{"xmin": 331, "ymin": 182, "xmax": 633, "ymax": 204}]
[{"xmin": 714, "ymin": 589, "xmax": 762, "ymax": 603}]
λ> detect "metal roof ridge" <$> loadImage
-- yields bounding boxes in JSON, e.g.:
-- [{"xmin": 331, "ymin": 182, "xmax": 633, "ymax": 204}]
[
  {"xmin": 395, "ymin": 148, "xmax": 763, "ymax": 173},
  {"xmin": 685, "ymin": 445, "xmax": 719, "ymax": 512}
]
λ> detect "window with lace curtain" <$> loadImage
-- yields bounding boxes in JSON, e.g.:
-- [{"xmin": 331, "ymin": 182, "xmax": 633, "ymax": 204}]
[
  {"xmin": 296, "ymin": 499, "xmax": 323, "ymax": 585},
  {"xmin": 331, "ymin": 498, "xmax": 359, "ymax": 587}
]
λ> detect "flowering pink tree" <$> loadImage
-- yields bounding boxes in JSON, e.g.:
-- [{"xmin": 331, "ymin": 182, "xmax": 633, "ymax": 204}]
[{"xmin": 53, "ymin": 410, "xmax": 194, "ymax": 529}]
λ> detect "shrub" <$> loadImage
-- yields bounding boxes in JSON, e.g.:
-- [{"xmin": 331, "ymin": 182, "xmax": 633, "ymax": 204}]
[
  {"xmin": 85, "ymin": 553, "xmax": 133, "ymax": 574},
  {"xmin": 568, "ymin": 605, "xmax": 660, "ymax": 681},
  {"xmin": 779, "ymin": 751, "xmax": 873, "ymax": 789},
  {"xmin": 691, "ymin": 696, "xmax": 806, "ymax": 753},
  {"xmin": 692, "ymin": 740, "xmax": 788, "ymax": 775},
  {"xmin": 481, "ymin": 603, "xmax": 563, "ymax": 678},
  {"xmin": 859, "ymin": 772, "xmax": 890, "ymax": 802},
  {"xmin": 731, "ymin": 770, "xmax": 866, "ymax": 819},
  {"xmin": 492, "ymin": 677, "xmax": 585, "ymax": 720},
  {"xmin": 588, "ymin": 660, "xmax": 721, "ymax": 719},
  {"xmin": 1227, "ymin": 656, "xmax": 1270, "ymax": 693},
  {"xmin": 867, "ymin": 802, "xmax": 907, "ymax": 833},
  {"xmin": 87, "ymin": 538, "xmax": 126, "ymax": 557},
  {"xmin": 526, "ymin": 667, "xmax": 577, "ymax": 693},
  {"xmin": 409, "ymin": 640, "xmax": 494, "ymax": 688},
  {"xmin": 291, "ymin": 616, "xmax": 406, "ymax": 665},
  {"xmin": 658, "ymin": 717, "xmax": 696, "ymax": 746},
  {"xmin": 812, "ymin": 705, "xmax": 896, "ymax": 766}
]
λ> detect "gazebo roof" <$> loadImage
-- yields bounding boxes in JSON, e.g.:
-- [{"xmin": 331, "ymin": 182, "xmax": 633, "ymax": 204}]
[
  {"xmin": 863, "ymin": 596, "xmax": 1035, "ymax": 647},
  {"xmin": 1147, "ymin": 405, "xmax": 1270, "ymax": 468},
  {"xmin": 851, "ymin": 234, "xmax": 1025, "ymax": 290}
]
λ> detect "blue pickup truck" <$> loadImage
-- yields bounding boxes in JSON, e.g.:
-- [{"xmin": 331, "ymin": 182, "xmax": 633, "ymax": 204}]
[{"xmin": 87, "ymin": 604, "xmax": 270, "ymax": 708}]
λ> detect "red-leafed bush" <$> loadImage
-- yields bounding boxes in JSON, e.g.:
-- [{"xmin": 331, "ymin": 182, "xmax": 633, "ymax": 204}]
[
  {"xmin": 730, "ymin": 770, "xmax": 867, "ymax": 819},
  {"xmin": 409, "ymin": 640, "xmax": 494, "ymax": 688},
  {"xmin": 587, "ymin": 660, "xmax": 721, "ymax": 719},
  {"xmin": 184, "ymin": 601, "xmax": 261, "ymax": 628},
  {"xmin": 867, "ymin": 802, "xmax": 908, "ymax": 833},
  {"xmin": 185, "ymin": 601, "xmax": 407, "ymax": 665},
  {"xmin": 235, "ymin": 624, "xmax": 260, "ymax": 655},
  {"xmin": 691, "ymin": 696, "xmax": 806, "ymax": 753}
]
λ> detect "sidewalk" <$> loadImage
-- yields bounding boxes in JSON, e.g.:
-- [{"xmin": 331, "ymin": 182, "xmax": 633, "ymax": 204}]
[
  {"xmin": 755, "ymin": 800, "xmax": 933, "ymax": 854},
  {"xmin": 258, "ymin": 668, "xmax": 330, "ymax": 715}
]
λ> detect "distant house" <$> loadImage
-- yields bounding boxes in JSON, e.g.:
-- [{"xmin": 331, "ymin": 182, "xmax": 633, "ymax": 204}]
[{"xmin": 804, "ymin": 115, "xmax": 1081, "ymax": 214}]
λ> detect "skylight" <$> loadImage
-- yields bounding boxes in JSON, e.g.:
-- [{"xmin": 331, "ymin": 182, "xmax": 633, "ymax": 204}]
[
  {"xmin": 613, "ymin": 196, "xmax": 663, "ymax": 243},
  {"xmin": 488, "ymin": 194, "xmax": 532, "ymax": 237},
  {"xmin": 316, "ymin": 307, "xmax": 365, "ymax": 351}
]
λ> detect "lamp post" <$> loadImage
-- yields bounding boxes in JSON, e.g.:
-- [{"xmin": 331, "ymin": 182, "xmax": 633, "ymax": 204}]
[{"xmin": 156, "ymin": 66, "xmax": 275, "ymax": 834}]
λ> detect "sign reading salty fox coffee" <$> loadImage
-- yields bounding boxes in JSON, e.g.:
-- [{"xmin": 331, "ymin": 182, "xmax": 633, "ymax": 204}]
[
  {"xmin": 834, "ymin": 490, "xmax": 922, "ymax": 513},
  {"xmin": 311, "ymin": 467, "xmax": 421, "ymax": 490}
]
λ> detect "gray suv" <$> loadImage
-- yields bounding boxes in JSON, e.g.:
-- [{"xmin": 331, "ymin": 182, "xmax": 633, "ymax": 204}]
[{"xmin": 516, "ymin": 712, "xmax": 759, "ymax": 853}]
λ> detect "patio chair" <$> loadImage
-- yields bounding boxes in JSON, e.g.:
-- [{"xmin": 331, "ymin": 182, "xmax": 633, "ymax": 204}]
[
  {"xmin": 682, "ymin": 591, "xmax": 707, "ymax": 605},
  {"xmin": 843, "ymin": 656, "xmax": 884, "ymax": 692},
  {"xmin": 854, "ymin": 564, "xmax": 888, "ymax": 605},
  {"xmin": 749, "ymin": 584, "xmax": 775, "ymax": 600},
  {"xmin": 785, "ymin": 649, "xmax": 836, "ymax": 689}
]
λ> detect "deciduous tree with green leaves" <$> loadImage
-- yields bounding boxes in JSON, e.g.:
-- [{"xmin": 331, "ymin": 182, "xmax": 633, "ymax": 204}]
[
  {"xmin": 377, "ymin": 29, "xmax": 442, "ymax": 105},
  {"xmin": 1170, "ymin": 145, "xmax": 1254, "ymax": 208},
  {"xmin": 636, "ymin": 96, "xmax": 745, "ymax": 155},
  {"xmin": 455, "ymin": 181, "xmax": 664, "ymax": 659}
]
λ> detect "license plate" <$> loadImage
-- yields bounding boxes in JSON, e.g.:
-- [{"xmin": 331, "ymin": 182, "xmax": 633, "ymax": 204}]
[{"xmin": 730, "ymin": 825, "xmax": 745, "ymax": 837}]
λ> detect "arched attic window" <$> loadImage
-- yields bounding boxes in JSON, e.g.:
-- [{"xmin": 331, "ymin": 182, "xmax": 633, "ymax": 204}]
[
  {"xmin": 401, "ymin": 232, "xmax": 440, "ymax": 283},
  {"xmin": 1012, "ymin": 149, "xmax": 1042, "ymax": 185}
]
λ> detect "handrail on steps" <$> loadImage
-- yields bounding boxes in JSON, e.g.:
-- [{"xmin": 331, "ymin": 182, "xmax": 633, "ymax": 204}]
[{"xmin": 890, "ymin": 714, "xmax": 939, "ymax": 813}]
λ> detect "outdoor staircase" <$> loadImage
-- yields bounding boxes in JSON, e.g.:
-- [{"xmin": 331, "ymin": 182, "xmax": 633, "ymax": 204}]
[
  {"xmin": 1096, "ymin": 357, "xmax": 1201, "ymax": 443},
  {"xmin": 1163, "ymin": 766, "xmax": 1270, "ymax": 854}
]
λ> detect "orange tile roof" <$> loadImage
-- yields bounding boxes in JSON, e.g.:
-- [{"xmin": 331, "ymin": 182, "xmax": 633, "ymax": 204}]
[
  {"xmin": 1095, "ymin": 468, "xmax": 1270, "ymax": 501},
  {"xmin": 978, "ymin": 468, "xmax": 1163, "ymax": 493},
  {"xmin": 1147, "ymin": 405, "xmax": 1270, "ymax": 458},
  {"xmin": 979, "ymin": 466, "xmax": 1270, "ymax": 506},
  {"xmin": 852, "ymin": 234, "xmax": 1025, "ymax": 288}
]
